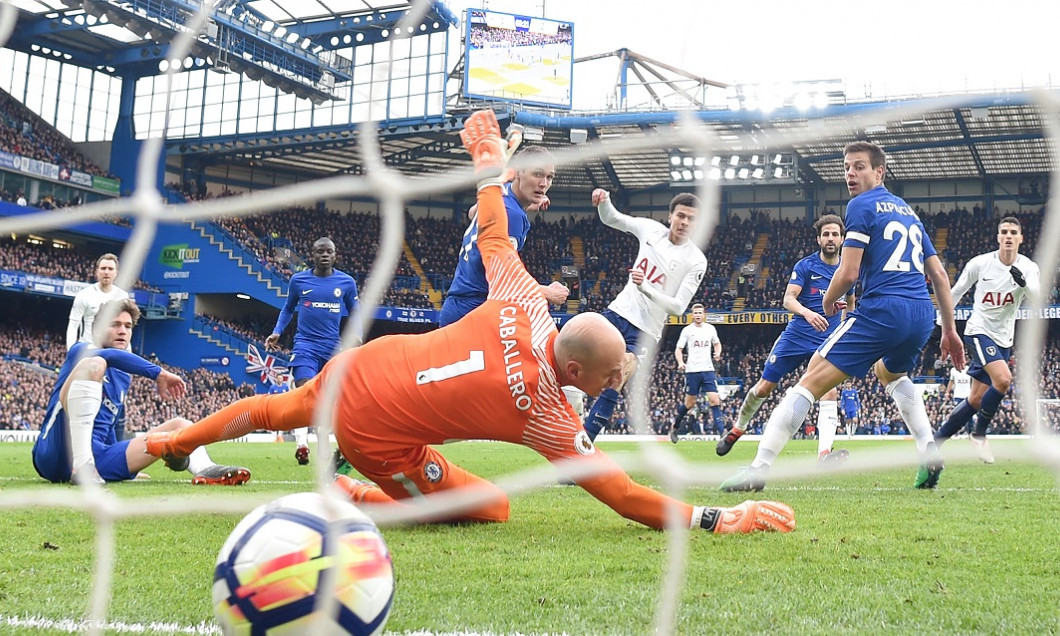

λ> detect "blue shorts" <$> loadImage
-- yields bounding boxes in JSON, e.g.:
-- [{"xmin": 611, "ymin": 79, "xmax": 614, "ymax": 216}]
[
  {"xmin": 439, "ymin": 295, "xmax": 486, "ymax": 327},
  {"xmin": 842, "ymin": 407, "xmax": 859, "ymax": 419},
  {"xmin": 762, "ymin": 331, "xmax": 820, "ymax": 383},
  {"xmin": 965, "ymin": 334, "xmax": 1010, "ymax": 386},
  {"xmin": 684, "ymin": 371, "xmax": 719, "ymax": 396},
  {"xmin": 600, "ymin": 309, "xmax": 650, "ymax": 355},
  {"xmin": 289, "ymin": 349, "xmax": 332, "ymax": 382},
  {"xmin": 818, "ymin": 296, "xmax": 935, "ymax": 378},
  {"xmin": 31, "ymin": 411, "xmax": 134, "ymax": 483}
]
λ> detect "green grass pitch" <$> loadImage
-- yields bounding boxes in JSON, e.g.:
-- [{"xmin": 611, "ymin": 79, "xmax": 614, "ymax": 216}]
[{"xmin": 0, "ymin": 439, "xmax": 1058, "ymax": 635}]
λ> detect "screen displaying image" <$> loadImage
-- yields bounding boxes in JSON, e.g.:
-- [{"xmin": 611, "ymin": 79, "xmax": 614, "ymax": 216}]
[{"xmin": 464, "ymin": 9, "xmax": 574, "ymax": 109}]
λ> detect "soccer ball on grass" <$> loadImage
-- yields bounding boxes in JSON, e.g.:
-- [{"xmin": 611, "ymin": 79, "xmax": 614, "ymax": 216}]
[{"xmin": 213, "ymin": 492, "xmax": 394, "ymax": 635}]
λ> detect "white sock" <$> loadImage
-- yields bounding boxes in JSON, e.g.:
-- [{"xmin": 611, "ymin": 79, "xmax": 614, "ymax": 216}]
[
  {"xmin": 885, "ymin": 376, "xmax": 932, "ymax": 453},
  {"xmin": 736, "ymin": 391, "xmax": 765, "ymax": 432},
  {"xmin": 187, "ymin": 447, "xmax": 213, "ymax": 474},
  {"xmin": 752, "ymin": 385, "xmax": 814, "ymax": 468},
  {"xmin": 294, "ymin": 427, "xmax": 309, "ymax": 447},
  {"xmin": 817, "ymin": 400, "xmax": 839, "ymax": 455},
  {"xmin": 66, "ymin": 380, "xmax": 102, "ymax": 470}
]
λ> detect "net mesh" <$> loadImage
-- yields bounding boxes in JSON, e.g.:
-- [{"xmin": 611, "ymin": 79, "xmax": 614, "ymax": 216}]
[{"xmin": 0, "ymin": 2, "xmax": 1058, "ymax": 634}]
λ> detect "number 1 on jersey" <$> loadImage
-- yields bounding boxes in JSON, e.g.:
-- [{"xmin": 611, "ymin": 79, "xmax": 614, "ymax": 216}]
[{"xmin": 416, "ymin": 350, "xmax": 485, "ymax": 384}]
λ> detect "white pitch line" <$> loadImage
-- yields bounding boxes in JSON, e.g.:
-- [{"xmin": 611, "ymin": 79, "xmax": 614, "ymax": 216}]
[{"xmin": 0, "ymin": 614, "xmax": 570, "ymax": 636}]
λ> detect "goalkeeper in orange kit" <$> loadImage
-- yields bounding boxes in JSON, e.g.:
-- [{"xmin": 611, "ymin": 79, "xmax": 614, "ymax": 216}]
[{"xmin": 145, "ymin": 110, "xmax": 795, "ymax": 534}]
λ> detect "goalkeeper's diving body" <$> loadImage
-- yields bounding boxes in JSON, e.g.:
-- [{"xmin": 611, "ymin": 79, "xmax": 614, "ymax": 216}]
[{"xmin": 145, "ymin": 110, "xmax": 795, "ymax": 534}]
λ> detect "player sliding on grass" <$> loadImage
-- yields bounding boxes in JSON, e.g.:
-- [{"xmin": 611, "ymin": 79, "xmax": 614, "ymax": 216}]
[
  {"xmin": 32, "ymin": 298, "xmax": 251, "ymax": 486},
  {"xmin": 145, "ymin": 109, "xmax": 794, "ymax": 534},
  {"xmin": 720, "ymin": 141, "xmax": 965, "ymax": 492}
]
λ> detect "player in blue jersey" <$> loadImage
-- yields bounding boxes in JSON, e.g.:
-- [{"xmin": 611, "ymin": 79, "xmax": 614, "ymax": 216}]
[
  {"xmin": 31, "ymin": 299, "xmax": 250, "ymax": 486},
  {"xmin": 266, "ymin": 237, "xmax": 359, "ymax": 465},
  {"xmin": 721, "ymin": 141, "xmax": 964, "ymax": 491},
  {"xmin": 439, "ymin": 145, "xmax": 569, "ymax": 327},
  {"xmin": 839, "ymin": 382, "xmax": 861, "ymax": 434},
  {"xmin": 716, "ymin": 215, "xmax": 854, "ymax": 462}
]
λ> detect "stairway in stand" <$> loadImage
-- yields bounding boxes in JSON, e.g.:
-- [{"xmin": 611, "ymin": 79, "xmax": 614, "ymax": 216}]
[
  {"xmin": 567, "ymin": 236, "xmax": 586, "ymax": 312},
  {"xmin": 401, "ymin": 242, "xmax": 440, "ymax": 308}
]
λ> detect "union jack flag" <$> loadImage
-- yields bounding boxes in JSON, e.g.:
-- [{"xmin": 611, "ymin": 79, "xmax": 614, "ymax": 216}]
[{"xmin": 246, "ymin": 344, "xmax": 291, "ymax": 386}]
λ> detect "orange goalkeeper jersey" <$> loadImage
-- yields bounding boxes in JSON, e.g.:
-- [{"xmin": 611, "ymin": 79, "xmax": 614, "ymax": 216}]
[{"xmin": 321, "ymin": 183, "xmax": 693, "ymax": 530}]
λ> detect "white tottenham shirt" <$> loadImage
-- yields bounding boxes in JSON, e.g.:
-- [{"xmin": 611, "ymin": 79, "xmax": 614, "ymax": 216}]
[
  {"xmin": 949, "ymin": 367, "xmax": 972, "ymax": 399},
  {"xmin": 67, "ymin": 283, "xmax": 130, "ymax": 349},
  {"xmin": 950, "ymin": 251, "xmax": 1040, "ymax": 348},
  {"xmin": 598, "ymin": 199, "xmax": 706, "ymax": 340},
  {"xmin": 676, "ymin": 322, "xmax": 720, "ymax": 373}
]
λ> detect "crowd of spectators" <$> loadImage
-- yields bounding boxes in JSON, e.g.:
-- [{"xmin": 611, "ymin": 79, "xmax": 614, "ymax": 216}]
[
  {"xmin": 0, "ymin": 89, "xmax": 112, "ymax": 178},
  {"xmin": 589, "ymin": 325, "xmax": 1060, "ymax": 437},
  {"xmin": 469, "ymin": 24, "xmax": 571, "ymax": 49},
  {"xmin": 0, "ymin": 237, "xmax": 162, "ymax": 292},
  {"xmin": 2, "ymin": 316, "xmax": 1060, "ymax": 436}
]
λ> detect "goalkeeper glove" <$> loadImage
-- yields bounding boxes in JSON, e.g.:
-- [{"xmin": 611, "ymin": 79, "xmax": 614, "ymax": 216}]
[
  {"xmin": 1009, "ymin": 265, "xmax": 1026, "ymax": 287},
  {"xmin": 697, "ymin": 500, "xmax": 796, "ymax": 534},
  {"xmin": 459, "ymin": 110, "xmax": 522, "ymax": 190}
]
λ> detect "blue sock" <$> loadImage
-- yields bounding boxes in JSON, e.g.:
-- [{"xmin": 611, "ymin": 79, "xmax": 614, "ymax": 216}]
[
  {"xmin": 973, "ymin": 387, "xmax": 1005, "ymax": 436},
  {"xmin": 936, "ymin": 400, "xmax": 977, "ymax": 442},
  {"xmin": 583, "ymin": 388, "xmax": 620, "ymax": 441},
  {"xmin": 712, "ymin": 405, "xmax": 724, "ymax": 434}
]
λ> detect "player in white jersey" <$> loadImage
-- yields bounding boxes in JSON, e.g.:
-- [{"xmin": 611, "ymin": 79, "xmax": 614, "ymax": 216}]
[
  {"xmin": 933, "ymin": 216, "xmax": 1040, "ymax": 465},
  {"xmin": 670, "ymin": 303, "xmax": 723, "ymax": 442},
  {"xmin": 67, "ymin": 253, "xmax": 129, "ymax": 350},
  {"xmin": 581, "ymin": 190, "xmax": 707, "ymax": 441},
  {"xmin": 947, "ymin": 365, "xmax": 973, "ymax": 402}
]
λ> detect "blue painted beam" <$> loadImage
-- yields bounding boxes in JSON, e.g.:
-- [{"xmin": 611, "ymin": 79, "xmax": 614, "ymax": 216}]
[{"xmin": 513, "ymin": 93, "xmax": 1041, "ymax": 129}]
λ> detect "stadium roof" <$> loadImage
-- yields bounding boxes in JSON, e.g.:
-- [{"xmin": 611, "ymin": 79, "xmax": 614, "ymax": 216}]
[
  {"xmin": 4, "ymin": 2, "xmax": 1055, "ymax": 192},
  {"xmin": 175, "ymin": 92, "xmax": 1053, "ymax": 193}
]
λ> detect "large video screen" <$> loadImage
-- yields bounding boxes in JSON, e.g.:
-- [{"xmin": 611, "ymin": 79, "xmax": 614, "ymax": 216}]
[{"xmin": 464, "ymin": 9, "xmax": 574, "ymax": 110}]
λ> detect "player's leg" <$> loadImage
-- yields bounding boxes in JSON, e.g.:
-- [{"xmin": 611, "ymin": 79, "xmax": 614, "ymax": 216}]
[
  {"xmin": 972, "ymin": 352, "xmax": 1012, "ymax": 438},
  {"xmin": 289, "ymin": 354, "xmax": 324, "ymax": 465},
  {"xmin": 126, "ymin": 418, "xmax": 252, "ymax": 485},
  {"xmin": 145, "ymin": 372, "xmax": 320, "ymax": 459},
  {"xmin": 817, "ymin": 386, "xmax": 844, "ymax": 463},
  {"xmin": 936, "ymin": 378, "xmax": 987, "ymax": 443},
  {"xmin": 583, "ymin": 310, "xmax": 643, "ymax": 441},
  {"xmin": 704, "ymin": 370, "xmax": 724, "ymax": 431},
  {"xmin": 721, "ymin": 354, "xmax": 848, "ymax": 491},
  {"xmin": 341, "ymin": 445, "xmax": 510, "ymax": 524},
  {"xmin": 717, "ymin": 377, "xmax": 775, "ymax": 456},
  {"xmin": 670, "ymin": 373, "xmax": 701, "ymax": 443},
  {"xmin": 59, "ymin": 355, "xmax": 107, "ymax": 484}
]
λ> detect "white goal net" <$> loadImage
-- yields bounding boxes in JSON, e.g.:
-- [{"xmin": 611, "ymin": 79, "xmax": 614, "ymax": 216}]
[{"xmin": 0, "ymin": 1, "xmax": 1059, "ymax": 635}]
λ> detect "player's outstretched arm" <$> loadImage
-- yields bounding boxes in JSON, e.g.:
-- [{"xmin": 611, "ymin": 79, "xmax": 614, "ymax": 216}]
[
  {"xmin": 568, "ymin": 453, "xmax": 794, "ymax": 533},
  {"xmin": 593, "ymin": 188, "xmax": 645, "ymax": 236}
]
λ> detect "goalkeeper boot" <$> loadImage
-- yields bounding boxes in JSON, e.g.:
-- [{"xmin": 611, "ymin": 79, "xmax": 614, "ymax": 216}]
[
  {"xmin": 700, "ymin": 500, "xmax": 796, "ymax": 534},
  {"xmin": 295, "ymin": 445, "xmax": 310, "ymax": 466},
  {"xmin": 719, "ymin": 465, "xmax": 767, "ymax": 492},
  {"xmin": 192, "ymin": 464, "xmax": 251, "ymax": 486},
  {"xmin": 914, "ymin": 443, "xmax": 944, "ymax": 489},
  {"xmin": 970, "ymin": 436, "xmax": 995, "ymax": 464},
  {"xmin": 715, "ymin": 427, "xmax": 744, "ymax": 456}
]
